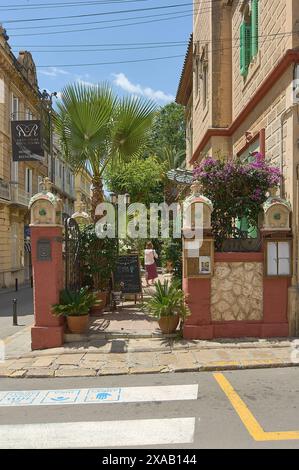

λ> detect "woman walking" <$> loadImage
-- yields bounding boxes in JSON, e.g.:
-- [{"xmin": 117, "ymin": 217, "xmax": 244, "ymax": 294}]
[{"xmin": 144, "ymin": 241, "xmax": 158, "ymax": 287}]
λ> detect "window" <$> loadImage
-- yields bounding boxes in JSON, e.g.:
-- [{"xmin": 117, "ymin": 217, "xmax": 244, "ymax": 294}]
[
  {"xmin": 194, "ymin": 56, "xmax": 200, "ymax": 99},
  {"xmin": 62, "ymin": 166, "xmax": 65, "ymax": 189},
  {"xmin": 11, "ymin": 222, "xmax": 19, "ymax": 268},
  {"xmin": 25, "ymin": 168, "xmax": 32, "ymax": 195},
  {"xmin": 240, "ymin": 0, "xmax": 259, "ymax": 77},
  {"xmin": 202, "ymin": 50, "xmax": 208, "ymax": 109},
  {"xmin": 11, "ymin": 160, "xmax": 18, "ymax": 183},
  {"xmin": 186, "ymin": 116, "xmax": 193, "ymax": 161},
  {"xmin": 11, "ymin": 94, "xmax": 19, "ymax": 120},
  {"xmin": 38, "ymin": 175, "xmax": 43, "ymax": 191},
  {"xmin": 25, "ymin": 107, "xmax": 33, "ymax": 120},
  {"xmin": 251, "ymin": 0, "xmax": 259, "ymax": 58}
]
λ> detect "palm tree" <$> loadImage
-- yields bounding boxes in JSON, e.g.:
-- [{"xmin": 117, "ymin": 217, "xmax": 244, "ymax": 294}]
[
  {"xmin": 156, "ymin": 145, "xmax": 186, "ymax": 173},
  {"xmin": 54, "ymin": 82, "xmax": 156, "ymax": 220},
  {"xmin": 156, "ymin": 146, "xmax": 186, "ymax": 203}
]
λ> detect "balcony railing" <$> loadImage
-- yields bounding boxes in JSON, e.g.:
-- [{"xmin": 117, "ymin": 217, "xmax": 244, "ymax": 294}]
[
  {"xmin": 11, "ymin": 187, "xmax": 31, "ymax": 208},
  {"xmin": 0, "ymin": 180, "xmax": 10, "ymax": 201}
]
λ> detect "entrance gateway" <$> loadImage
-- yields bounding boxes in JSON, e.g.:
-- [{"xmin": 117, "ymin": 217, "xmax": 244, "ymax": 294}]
[
  {"xmin": 182, "ymin": 185, "xmax": 292, "ymax": 339},
  {"xmin": 28, "ymin": 179, "xmax": 293, "ymax": 350}
]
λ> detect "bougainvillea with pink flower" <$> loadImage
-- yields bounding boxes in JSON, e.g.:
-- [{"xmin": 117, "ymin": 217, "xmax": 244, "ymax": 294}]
[{"xmin": 193, "ymin": 153, "xmax": 281, "ymax": 249}]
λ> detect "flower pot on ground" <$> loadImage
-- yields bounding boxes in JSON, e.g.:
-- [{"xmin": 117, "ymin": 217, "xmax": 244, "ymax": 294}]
[
  {"xmin": 165, "ymin": 260, "xmax": 173, "ymax": 273},
  {"xmin": 95, "ymin": 291, "xmax": 109, "ymax": 307},
  {"xmin": 52, "ymin": 287, "xmax": 97, "ymax": 334},
  {"xmin": 66, "ymin": 315, "xmax": 89, "ymax": 334},
  {"xmin": 143, "ymin": 279, "xmax": 191, "ymax": 335},
  {"xmin": 90, "ymin": 297, "xmax": 104, "ymax": 316},
  {"xmin": 158, "ymin": 315, "xmax": 180, "ymax": 334}
]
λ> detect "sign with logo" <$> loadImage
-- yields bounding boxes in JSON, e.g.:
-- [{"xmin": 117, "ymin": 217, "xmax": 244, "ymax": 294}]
[{"xmin": 11, "ymin": 120, "xmax": 44, "ymax": 162}]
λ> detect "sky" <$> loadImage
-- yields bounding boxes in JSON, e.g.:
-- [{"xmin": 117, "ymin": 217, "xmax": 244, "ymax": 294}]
[{"xmin": 1, "ymin": 0, "xmax": 193, "ymax": 105}]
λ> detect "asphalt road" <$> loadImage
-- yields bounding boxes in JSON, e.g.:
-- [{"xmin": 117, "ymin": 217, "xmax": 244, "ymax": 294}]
[
  {"xmin": 0, "ymin": 287, "xmax": 34, "ymax": 339},
  {"xmin": 0, "ymin": 368, "xmax": 298, "ymax": 449}
]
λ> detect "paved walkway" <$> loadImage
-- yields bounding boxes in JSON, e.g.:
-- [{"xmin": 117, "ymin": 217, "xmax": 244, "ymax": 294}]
[
  {"xmin": 1, "ymin": 277, "xmax": 298, "ymax": 379},
  {"xmin": 0, "ymin": 286, "xmax": 33, "ymax": 340},
  {"xmin": 1, "ymin": 334, "xmax": 298, "ymax": 378}
]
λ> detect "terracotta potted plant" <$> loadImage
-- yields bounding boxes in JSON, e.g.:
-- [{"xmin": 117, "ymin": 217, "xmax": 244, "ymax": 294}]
[
  {"xmin": 79, "ymin": 225, "xmax": 118, "ymax": 312},
  {"xmin": 144, "ymin": 279, "xmax": 190, "ymax": 334},
  {"xmin": 52, "ymin": 287, "xmax": 97, "ymax": 334}
]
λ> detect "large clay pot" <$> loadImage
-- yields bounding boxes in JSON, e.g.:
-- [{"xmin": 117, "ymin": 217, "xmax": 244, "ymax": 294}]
[
  {"xmin": 67, "ymin": 315, "xmax": 89, "ymax": 334},
  {"xmin": 165, "ymin": 260, "xmax": 174, "ymax": 273},
  {"xmin": 96, "ymin": 291, "xmax": 109, "ymax": 307},
  {"xmin": 158, "ymin": 315, "xmax": 180, "ymax": 334}
]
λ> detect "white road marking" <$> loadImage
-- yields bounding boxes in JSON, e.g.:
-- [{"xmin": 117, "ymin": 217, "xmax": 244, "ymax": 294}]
[
  {"xmin": 0, "ymin": 418, "xmax": 196, "ymax": 448},
  {"xmin": 0, "ymin": 384, "xmax": 198, "ymax": 407}
]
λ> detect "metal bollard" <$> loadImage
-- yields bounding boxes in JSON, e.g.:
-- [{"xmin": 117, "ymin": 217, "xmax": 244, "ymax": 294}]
[
  {"xmin": 12, "ymin": 299, "xmax": 18, "ymax": 326},
  {"xmin": 15, "ymin": 278, "xmax": 18, "ymax": 292}
]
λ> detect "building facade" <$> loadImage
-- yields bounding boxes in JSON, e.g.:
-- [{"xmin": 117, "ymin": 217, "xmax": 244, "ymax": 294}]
[
  {"xmin": 51, "ymin": 132, "xmax": 76, "ymax": 219},
  {"xmin": 74, "ymin": 169, "xmax": 92, "ymax": 215},
  {"xmin": 0, "ymin": 28, "xmax": 91, "ymax": 288},
  {"xmin": 0, "ymin": 27, "xmax": 49, "ymax": 288},
  {"xmin": 177, "ymin": 0, "xmax": 299, "ymax": 335}
]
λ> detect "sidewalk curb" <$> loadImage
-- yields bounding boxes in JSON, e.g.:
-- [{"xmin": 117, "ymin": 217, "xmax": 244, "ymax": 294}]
[
  {"xmin": 0, "ymin": 284, "xmax": 32, "ymax": 296},
  {"xmin": 5, "ymin": 342, "xmax": 294, "ymax": 360},
  {"xmin": 1, "ymin": 359, "xmax": 298, "ymax": 379}
]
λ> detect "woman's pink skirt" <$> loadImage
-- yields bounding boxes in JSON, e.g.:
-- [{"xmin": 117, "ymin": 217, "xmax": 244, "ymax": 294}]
[{"xmin": 145, "ymin": 263, "xmax": 158, "ymax": 281}]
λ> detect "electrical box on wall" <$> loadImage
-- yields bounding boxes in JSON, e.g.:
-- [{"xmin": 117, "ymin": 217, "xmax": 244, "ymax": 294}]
[
  {"xmin": 265, "ymin": 239, "xmax": 292, "ymax": 277},
  {"xmin": 37, "ymin": 239, "xmax": 52, "ymax": 261}
]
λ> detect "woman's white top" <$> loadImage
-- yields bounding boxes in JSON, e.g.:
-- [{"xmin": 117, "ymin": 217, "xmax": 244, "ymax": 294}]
[{"xmin": 144, "ymin": 249, "xmax": 158, "ymax": 266}]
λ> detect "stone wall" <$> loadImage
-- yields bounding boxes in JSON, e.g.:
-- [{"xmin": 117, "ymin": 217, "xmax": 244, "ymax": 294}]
[
  {"xmin": 211, "ymin": 262, "xmax": 263, "ymax": 321},
  {"xmin": 231, "ymin": 0, "xmax": 290, "ymax": 120}
]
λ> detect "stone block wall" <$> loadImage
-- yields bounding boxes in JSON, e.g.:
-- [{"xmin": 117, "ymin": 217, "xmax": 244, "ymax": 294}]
[{"xmin": 211, "ymin": 262, "xmax": 263, "ymax": 321}]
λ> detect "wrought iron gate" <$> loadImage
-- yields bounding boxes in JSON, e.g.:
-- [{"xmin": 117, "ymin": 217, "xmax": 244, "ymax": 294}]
[{"xmin": 64, "ymin": 217, "xmax": 81, "ymax": 291}]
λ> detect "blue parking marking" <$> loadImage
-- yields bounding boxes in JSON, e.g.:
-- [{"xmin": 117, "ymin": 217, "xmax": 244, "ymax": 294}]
[
  {"xmin": 41, "ymin": 390, "xmax": 81, "ymax": 405},
  {"xmin": 0, "ymin": 391, "xmax": 41, "ymax": 406},
  {"xmin": 84, "ymin": 388, "xmax": 122, "ymax": 403}
]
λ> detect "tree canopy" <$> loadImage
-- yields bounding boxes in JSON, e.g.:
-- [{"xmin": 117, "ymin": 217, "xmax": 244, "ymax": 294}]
[{"xmin": 147, "ymin": 102, "xmax": 186, "ymax": 155}]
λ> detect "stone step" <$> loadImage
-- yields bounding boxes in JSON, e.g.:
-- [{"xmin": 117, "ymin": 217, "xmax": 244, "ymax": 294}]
[{"xmin": 64, "ymin": 331, "xmax": 177, "ymax": 342}]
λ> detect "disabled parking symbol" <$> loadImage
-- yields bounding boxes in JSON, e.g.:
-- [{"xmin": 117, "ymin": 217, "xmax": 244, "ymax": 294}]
[
  {"xmin": 85, "ymin": 388, "xmax": 121, "ymax": 403},
  {"xmin": 96, "ymin": 392, "xmax": 112, "ymax": 400}
]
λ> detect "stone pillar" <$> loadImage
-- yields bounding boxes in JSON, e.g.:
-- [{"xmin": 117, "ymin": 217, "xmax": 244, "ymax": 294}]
[
  {"xmin": 31, "ymin": 225, "xmax": 64, "ymax": 350},
  {"xmin": 181, "ymin": 185, "xmax": 214, "ymax": 340},
  {"xmin": 29, "ymin": 178, "xmax": 65, "ymax": 350},
  {"xmin": 261, "ymin": 196, "xmax": 292, "ymax": 337},
  {"xmin": 71, "ymin": 201, "xmax": 91, "ymax": 226}
]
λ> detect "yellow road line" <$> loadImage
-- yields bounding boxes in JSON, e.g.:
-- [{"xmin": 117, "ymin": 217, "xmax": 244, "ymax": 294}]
[{"xmin": 213, "ymin": 372, "xmax": 299, "ymax": 442}]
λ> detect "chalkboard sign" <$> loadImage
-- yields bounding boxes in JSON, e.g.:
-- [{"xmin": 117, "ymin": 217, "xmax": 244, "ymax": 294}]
[{"xmin": 114, "ymin": 254, "xmax": 142, "ymax": 294}]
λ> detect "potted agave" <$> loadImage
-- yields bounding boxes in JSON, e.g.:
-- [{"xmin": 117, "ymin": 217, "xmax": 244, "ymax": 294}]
[
  {"xmin": 52, "ymin": 287, "xmax": 97, "ymax": 334},
  {"xmin": 144, "ymin": 279, "xmax": 191, "ymax": 334}
]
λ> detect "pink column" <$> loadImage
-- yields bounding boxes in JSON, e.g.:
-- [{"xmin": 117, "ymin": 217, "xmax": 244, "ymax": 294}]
[
  {"xmin": 31, "ymin": 225, "xmax": 65, "ymax": 350},
  {"xmin": 183, "ymin": 277, "xmax": 213, "ymax": 340}
]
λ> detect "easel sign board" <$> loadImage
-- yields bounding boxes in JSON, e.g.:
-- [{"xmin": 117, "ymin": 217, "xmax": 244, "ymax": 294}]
[{"xmin": 114, "ymin": 254, "xmax": 142, "ymax": 295}]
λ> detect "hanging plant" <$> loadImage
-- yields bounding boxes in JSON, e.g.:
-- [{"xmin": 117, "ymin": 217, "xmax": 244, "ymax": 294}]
[{"xmin": 193, "ymin": 153, "xmax": 281, "ymax": 249}]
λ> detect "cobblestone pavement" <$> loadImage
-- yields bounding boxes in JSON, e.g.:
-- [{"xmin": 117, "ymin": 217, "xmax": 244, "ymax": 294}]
[
  {"xmin": 1, "ymin": 275, "xmax": 298, "ymax": 379},
  {"xmin": 1, "ymin": 336, "xmax": 298, "ymax": 378}
]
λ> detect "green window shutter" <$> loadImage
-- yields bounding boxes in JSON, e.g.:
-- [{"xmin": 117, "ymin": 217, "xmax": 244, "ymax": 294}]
[
  {"xmin": 251, "ymin": 0, "xmax": 259, "ymax": 57},
  {"xmin": 236, "ymin": 217, "xmax": 258, "ymax": 238},
  {"xmin": 240, "ymin": 22, "xmax": 251, "ymax": 76}
]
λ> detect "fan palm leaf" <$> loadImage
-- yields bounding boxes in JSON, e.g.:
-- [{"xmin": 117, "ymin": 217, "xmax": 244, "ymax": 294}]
[{"xmin": 55, "ymin": 82, "xmax": 156, "ymax": 220}]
